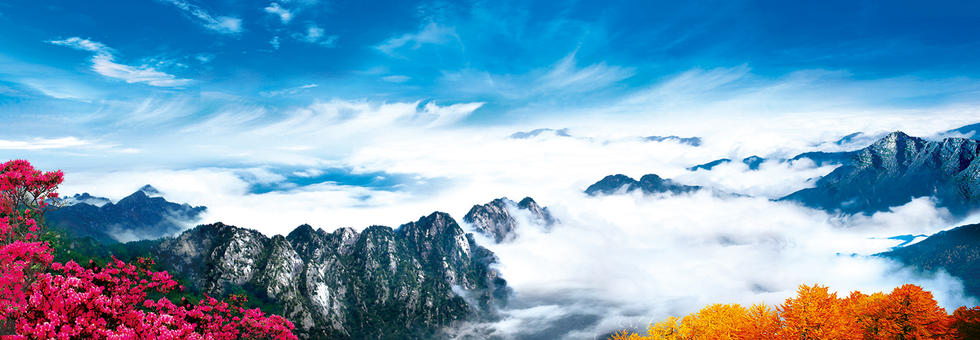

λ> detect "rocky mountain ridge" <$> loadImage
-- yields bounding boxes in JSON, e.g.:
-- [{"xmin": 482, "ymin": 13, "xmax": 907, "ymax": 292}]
[
  {"xmin": 130, "ymin": 212, "xmax": 508, "ymax": 339},
  {"xmin": 463, "ymin": 197, "xmax": 556, "ymax": 243},
  {"xmin": 782, "ymin": 131, "xmax": 980, "ymax": 215}
]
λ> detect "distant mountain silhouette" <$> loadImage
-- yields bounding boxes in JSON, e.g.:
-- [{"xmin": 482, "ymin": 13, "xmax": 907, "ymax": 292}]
[
  {"xmin": 586, "ymin": 174, "xmax": 700, "ymax": 196},
  {"xmin": 47, "ymin": 185, "xmax": 206, "ymax": 243}
]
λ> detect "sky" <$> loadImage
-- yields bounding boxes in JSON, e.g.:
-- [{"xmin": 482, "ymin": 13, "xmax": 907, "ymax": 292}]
[{"xmin": 4, "ymin": 1, "xmax": 980, "ymax": 337}]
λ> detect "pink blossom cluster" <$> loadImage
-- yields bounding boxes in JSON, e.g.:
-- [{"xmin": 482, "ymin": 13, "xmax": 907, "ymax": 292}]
[{"xmin": 0, "ymin": 160, "xmax": 297, "ymax": 339}]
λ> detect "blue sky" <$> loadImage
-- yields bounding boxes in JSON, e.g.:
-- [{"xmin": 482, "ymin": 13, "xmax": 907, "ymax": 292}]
[
  {"xmin": 3, "ymin": 0, "xmax": 980, "ymax": 126},
  {"xmin": 2, "ymin": 0, "xmax": 980, "ymax": 218}
]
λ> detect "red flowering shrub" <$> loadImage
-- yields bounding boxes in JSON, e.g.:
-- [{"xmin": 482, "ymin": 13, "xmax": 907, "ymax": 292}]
[{"xmin": 0, "ymin": 160, "xmax": 296, "ymax": 339}]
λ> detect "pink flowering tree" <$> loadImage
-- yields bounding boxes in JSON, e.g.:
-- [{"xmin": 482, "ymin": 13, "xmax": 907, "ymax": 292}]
[{"xmin": 0, "ymin": 160, "xmax": 296, "ymax": 339}]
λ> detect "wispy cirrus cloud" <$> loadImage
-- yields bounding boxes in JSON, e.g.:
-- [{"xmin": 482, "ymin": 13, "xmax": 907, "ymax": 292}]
[
  {"xmin": 0, "ymin": 137, "xmax": 90, "ymax": 150},
  {"xmin": 438, "ymin": 52, "xmax": 633, "ymax": 101},
  {"xmin": 376, "ymin": 22, "xmax": 458, "ymax": 55},
  {"xmin": 158, "ymin": 0, "xmax": 242, "ymax": 34},
  {"xmin": 381, "ymin": 75, "xmax": 410, "ymax": 83},
  {"xmin": 260, "ymin": 83, "xmax": 319, "ymax": 97},
  {"xmin": 48, "ymin": 37, "xmax": 192, "ymax": 87}
]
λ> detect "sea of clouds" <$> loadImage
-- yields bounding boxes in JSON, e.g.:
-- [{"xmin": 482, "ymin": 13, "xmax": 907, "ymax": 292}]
[{"xmin": 27, "ymin": 67, "xmax": 980, "ymax": 338}]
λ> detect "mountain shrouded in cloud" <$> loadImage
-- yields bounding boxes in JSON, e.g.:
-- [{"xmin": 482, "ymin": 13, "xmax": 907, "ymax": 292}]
[
  {"xmin": 882, "ymin": 223, "xmax": 980, "ymax": 300},
  {"xmin": 46, "ymin": 185, "xmax": 206, "ymax": 243},
  {"xmin": 95, "ymin": 212, "xmax": 508, "ymax": 339},
  {"xmin": 463, "ymin": 197, "xmax": 556, "ymax": 243},
  {"xmin": 782, "ymin": 131, "xmax": 980, "ymax": 216},
  {"xmin": 585, "ymin": 174, "xmax": 701, "ymax": 196}
]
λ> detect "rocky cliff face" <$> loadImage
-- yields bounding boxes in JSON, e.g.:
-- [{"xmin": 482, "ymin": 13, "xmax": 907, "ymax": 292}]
[
  {"xmin": 138, "ymin": 212, "xmax": 508, "ymax": 339},
  {"xmin": 463, "ymin": 197, "xmax": 556, "ymax": 243},
  {"xmin": 47, "ymin": 185, "xmax": 207, "ymax": 243},
  {"xmin": 585, "ymin": 174, "xmax": 701, "ymax": 196},
  {"xmin": 782, "ymin": 131, "xmax": 980, "ymax": 215}
]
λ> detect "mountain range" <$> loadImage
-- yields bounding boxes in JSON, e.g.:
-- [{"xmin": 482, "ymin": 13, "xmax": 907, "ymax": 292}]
[
  {"xmin": 781, "ymin": 131, "xmax": 980, "ymax": 215},
  {"xmin": 129, "ymin": 212, "xmax": 509, "ymax": 339},
  {"xmin": 41, "ymin": 127, "xmax": 980, "ymax": 338},
  {"xmin": 585, "ymin": 174, "xmax": 701, "ymax": 196},
  {"xmin": 46, "ymin": 185, "xmax": 207, "ymax": 244},
  {"xmin": 46, "ymin": 190, "xmax": 569, "ymax": 339}
]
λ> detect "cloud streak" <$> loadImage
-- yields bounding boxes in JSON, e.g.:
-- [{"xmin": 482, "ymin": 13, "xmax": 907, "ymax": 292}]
[
  {"xmin": 158, "ymin": 0, "xmax": 242, "ymax": 34},
  {"xmin": 0, "ymin": 137, "xmax": 90, "ymax": 150},
  {"xmin": 376, "ymin": 22, "xmax": 458, "ymax": 55},
  {"xmin": 48, "ymin": 37, "xmax": 192, "ymax": 87}
]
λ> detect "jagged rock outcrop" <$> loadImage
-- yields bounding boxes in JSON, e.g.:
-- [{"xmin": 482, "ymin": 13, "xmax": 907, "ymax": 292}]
[
  {"xmin": 135, "ymin": 212, "xmax": 508, "ymax": 339},
  {"xmin": 585, "ymin": 174, "xmax": 701, "ymax": 196},
  {"xmin": 463, "ymin": 197, "xmax": 556, "ymax": 243},
  {"xmin": 47, "ymin": 185, "xmax": 206, "ymax": 243},
  {"xmin": 880, "ymin": 223, "xmax": 980, "ymax": 298},
  {"xmin": 782, "ymin": 131, "xmax": 980, "ymax": 215}
]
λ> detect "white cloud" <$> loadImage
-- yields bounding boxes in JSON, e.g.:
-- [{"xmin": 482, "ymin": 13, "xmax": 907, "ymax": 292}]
[
  {"xmin": 0, "ymin": 137, "xmax": 90, "ymax": 150},
  {"xmin": 292, "ymin": 24, "xmax": 337, "ymax": 47},
  {"xmin": 264, "ymin": 2, "xmax": 293, "ymax": 23},
  {"xmin": 376, "ymin": 22, "xmax": 458, "ymax": 55},
  {"xmin": 159, "ymin": 0, "xmax": 242, "ymax": 34},
  {"xmin": 438, "ymin": 53, "xmax": 634, "ymax": 101},
  {"xmin": 260, "ymin": 83, "xmax": 318, "ymax": 96},
  {"xmin": 90, "ymin": 55, "xmax": 192, "ymax": 87},
  {"xmin": 450, "ymin": 192, "xmax": 974, "ymax": 339},
  {"xmin": 48, "ymin": 37, "xmax": 110, "ymax": 53},
  {"xmin": 381, "ymin": 75, "xmax": 410, "ymax": 83},
  {"xmin": 270, "ymin": 36, "xmax": 281, "ymax": 50},
  {"xmin": 48, "ymin": 37, "xmax": 192, "ymax": 87},
  {"xmin": 194, "ymin": 53, "xmax": 214, "ymax": 63},
  {"xmin": 28, "ymin": 62, "xmax": 980, "ymax": 337},
  {"xmin": 539, "ymin": 53, "xmax": 635, "ymax": 93}
]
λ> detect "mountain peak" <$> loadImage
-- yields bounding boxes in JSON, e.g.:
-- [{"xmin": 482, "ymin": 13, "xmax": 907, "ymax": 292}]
[
  {"xmin": 139, "ymin": 184, "xmax": 162, "ymax": 196},
  {"xmin": 584, "ymin": 174, "xmax": 637, "ymax": 196},
  {"xmin": 287, "ymin": 223, "xmax": 318, "ymax": 241},
  {"xmin": 782, "ymin": 130, "xmax": 980, "ymax": 215},
  {"xmin": 464, "ymin": 196, "xmax": 556, "ymax": 243},
  {"xmin": 516, "ymin": 197, "xmax": 537, "ymax": 209},
  {"xmin": 587, "ymin": 173, "xmax": 700, "ymax": 196}
]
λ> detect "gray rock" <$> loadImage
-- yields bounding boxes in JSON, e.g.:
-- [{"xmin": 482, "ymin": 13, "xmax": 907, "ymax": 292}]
[{"xmin": 135, "ymin": 212, "xmax": 508, "ymax": 339}]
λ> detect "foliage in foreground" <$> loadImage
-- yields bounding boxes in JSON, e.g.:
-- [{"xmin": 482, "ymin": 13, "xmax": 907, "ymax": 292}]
[
  {"xmin": 0, "ymin": 160, "xmax": 296, "ymax": 339},
  {"xmin": 612, "ymin": 284, "xmax": 980, "ymax": 340}
]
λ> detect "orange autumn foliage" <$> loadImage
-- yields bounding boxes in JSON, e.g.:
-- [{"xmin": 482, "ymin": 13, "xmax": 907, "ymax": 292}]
[{"xmin": 612, "ymin": 284, "xmax": 980, "ymax": 340}]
